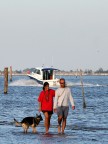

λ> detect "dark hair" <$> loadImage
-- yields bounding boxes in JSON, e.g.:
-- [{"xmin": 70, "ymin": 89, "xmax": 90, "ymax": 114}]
[{"xmin": 43, "ymin": 82, "xmax": 49, "ymax": 90}]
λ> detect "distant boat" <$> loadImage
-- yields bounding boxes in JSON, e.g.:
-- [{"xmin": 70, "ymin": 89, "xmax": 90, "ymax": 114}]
[{"xmin": 27, "ymin": 67, "xmax": 60, "ymax": 87}]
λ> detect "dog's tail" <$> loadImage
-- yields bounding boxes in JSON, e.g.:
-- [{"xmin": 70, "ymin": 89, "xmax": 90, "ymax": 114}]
[{"xmin": 14, "ymin": 118, "xmax": 22, "ymax": 126}]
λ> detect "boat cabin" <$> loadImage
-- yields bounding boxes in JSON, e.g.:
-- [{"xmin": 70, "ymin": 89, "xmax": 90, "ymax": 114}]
[{"xmin": 33, "ymin": 67, "xmax": 58, "ymax": 80}]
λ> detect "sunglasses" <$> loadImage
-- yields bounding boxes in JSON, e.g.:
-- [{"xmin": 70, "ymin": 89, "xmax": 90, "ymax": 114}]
[{"xmin": 60, "ymin": 82, "xmax": 65, "ymax": 84}]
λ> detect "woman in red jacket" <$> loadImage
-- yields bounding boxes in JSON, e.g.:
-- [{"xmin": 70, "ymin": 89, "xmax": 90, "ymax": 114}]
[{"xmin": 38, "ymin": 82, "xmax": 55, "ymax": 134}]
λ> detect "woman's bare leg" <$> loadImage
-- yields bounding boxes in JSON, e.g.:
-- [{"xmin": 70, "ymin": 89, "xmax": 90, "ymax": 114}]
[{"xmin": 44, "ymin": 112, "xmax": 51, "ymax": 133}]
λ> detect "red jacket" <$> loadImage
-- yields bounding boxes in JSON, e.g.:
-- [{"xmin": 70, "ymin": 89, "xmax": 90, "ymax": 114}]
[{"xmin": 38, "ymin": 89, "xmax": 55, "ymax": 111}]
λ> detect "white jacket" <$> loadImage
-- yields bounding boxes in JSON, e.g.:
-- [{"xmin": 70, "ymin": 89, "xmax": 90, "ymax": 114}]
[{"xmin": 53, "ymin": 87, "xmax": 75, "ymax": 108}]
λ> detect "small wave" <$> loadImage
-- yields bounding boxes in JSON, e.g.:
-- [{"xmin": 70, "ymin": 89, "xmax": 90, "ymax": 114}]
[
  {"xmin": 0, "ymin": 121, "xmax": 13, "ymax": 126},
  {"xmin": 9, "ymin": 79, "xmax": 42, "ymax": 87},
  {"xmin": 0, "ymin": 121, "xmax": 108, "ymax": 131},
  {"xmin": 82, "ymin": 83, "xmax": 102, "ymax": 87},
  {"xmin": 9, "ymin": 79, "xmax": 106, "ymax": 87},
  {"xmin": 66, "ymin": 81, "xmax": 103, "ymax": 87}
]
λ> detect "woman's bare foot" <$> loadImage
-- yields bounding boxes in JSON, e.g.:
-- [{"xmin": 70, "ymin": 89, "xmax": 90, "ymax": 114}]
[{"xmin": 44, "ymin": 131, "xmax": 49, "ymax": 135}]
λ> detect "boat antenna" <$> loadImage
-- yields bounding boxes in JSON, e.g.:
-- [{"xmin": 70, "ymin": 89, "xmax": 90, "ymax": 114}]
[
  {"xmin": 42, "ymin": 64, "xmax": 44, "ymax": 67},
  {"xmin": 51, "ymin": 56, "xmax": 53, "ymax": 68}
]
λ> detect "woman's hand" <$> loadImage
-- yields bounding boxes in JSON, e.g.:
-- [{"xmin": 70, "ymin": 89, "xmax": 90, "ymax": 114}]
[
  {"xmin": 38, "ymin": 108, "xmax": 42, "ymax": 112},
  {"xmin": 53, "ymin": 108, "xmax": 57, "ymax": 113},
  {"xmin": 38, "ymin": 102, "xmax": 42, "ymax": 112}
]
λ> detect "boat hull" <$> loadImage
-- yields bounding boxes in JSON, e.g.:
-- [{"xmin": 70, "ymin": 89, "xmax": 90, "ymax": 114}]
[{"xmin": 27, "ymin": 74, "xmax": 60, "ymax": 87}]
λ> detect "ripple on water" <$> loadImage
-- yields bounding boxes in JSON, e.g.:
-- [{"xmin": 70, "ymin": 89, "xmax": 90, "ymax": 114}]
[{"xmin": 0, "ymin": 76, "xmax": 108, "ymax": 144}]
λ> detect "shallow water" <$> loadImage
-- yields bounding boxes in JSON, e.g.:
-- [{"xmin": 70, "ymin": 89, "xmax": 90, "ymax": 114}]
[{"xmin": 0, "ymin": 75, "xmax": 108, "ymax": 144}]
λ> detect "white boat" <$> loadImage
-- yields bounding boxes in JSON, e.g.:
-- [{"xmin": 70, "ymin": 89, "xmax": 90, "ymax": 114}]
[{"xmin": 27, "ymin": 67, "xmax": 60, "ymax": 87}]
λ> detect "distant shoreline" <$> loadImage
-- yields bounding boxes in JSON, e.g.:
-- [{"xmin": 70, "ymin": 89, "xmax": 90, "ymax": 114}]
[{"xmin": 0, "ymin": 73, "xmax": 108, "ymax": 76}]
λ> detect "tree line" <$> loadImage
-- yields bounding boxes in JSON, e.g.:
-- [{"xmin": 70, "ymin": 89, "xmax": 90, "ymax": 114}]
[
  {"xmin": 0, "ymin": 68, "xmax": 108, "ymax": 74},
  {"xmin": 0, "ymin": 67, "xmax": 108, "ymax": 74}
]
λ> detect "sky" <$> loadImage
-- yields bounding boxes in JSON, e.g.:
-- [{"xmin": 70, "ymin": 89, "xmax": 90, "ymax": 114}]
[{"xmin": 0, "ymin": 0, "xmax": 108, "ymax": 71}]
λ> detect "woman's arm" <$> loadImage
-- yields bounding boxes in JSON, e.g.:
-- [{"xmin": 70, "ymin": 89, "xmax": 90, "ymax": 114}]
[{"xmin": 38, "ymin": 102, "xmax": 42, "ymax": 112}]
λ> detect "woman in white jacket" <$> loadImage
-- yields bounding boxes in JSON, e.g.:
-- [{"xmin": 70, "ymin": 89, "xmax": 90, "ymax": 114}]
[{"xmin": 54, "ymin": 78, "xmax": 75, "ymax": 134}]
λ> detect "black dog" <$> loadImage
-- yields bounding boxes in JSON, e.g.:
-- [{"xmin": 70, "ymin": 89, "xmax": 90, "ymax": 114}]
[{"xmin": 14, "ymin": 114, "xmax": 43, "ymax": 133}]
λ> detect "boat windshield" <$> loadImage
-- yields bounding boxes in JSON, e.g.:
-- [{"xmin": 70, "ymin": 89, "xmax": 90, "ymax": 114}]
[{"xmin": 34, "ymin": 69, "xmax": 41, "ymax": 75}]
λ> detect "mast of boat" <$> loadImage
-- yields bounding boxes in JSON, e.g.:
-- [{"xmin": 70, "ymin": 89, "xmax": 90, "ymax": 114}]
[
  {"xmin": 51, "ymin": 56, "xmax": 54, "ymax": 79},
  {"xmin": 51, "ymin": 56, "xmax": 53, "ymax": 68},
  {"xmin": 42, "ymin": 64, "xmax": 44, "ymax": 68}
]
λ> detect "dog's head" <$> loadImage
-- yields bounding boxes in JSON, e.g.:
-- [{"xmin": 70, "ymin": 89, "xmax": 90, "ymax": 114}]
[{"xmin": 36, "ymin": 114, "xmax": 43, "ymax": 121}]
